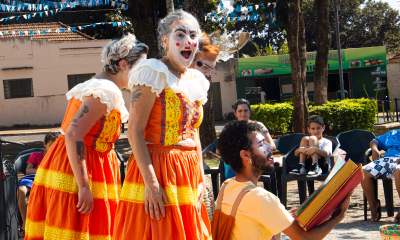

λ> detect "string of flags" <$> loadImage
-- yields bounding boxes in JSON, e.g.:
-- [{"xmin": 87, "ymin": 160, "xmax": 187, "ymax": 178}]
[
  {"xmin": 0, "ymin": 21, "xmax": 131, "ymax": 36},
  {"xmin": 0, "ymin": 0, "xmax": 128, "ymax": 12},
  {"xmin": 0, "ymin": 0, "xmax": 128, "ymax": 22},
  {"xmin": 204, "ymin": 1, "xmax": 277, "ymax": 26}
]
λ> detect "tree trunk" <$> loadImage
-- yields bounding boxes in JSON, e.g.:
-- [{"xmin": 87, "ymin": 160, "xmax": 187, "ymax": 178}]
[
  {"xmin": 314, "ymin": 0, "xmax": 331, "ymax": 106},
  {"xmin": 183, "ymin": 0, "xmax": 205, "ymax": 27},
  {"xmin": 200, "ymin": 77, "xmax": 217, "ymax": 149},
  {"xmin": 166, "ymin": 0, "xmax": 174, "ymax": 13},
  {"xmin": 287, "ymin": 0, "xmax": 308, "ymax": 133},
  {"xmin": 299, "ymin": 1, "xmax": 309, "ymax": 131}
]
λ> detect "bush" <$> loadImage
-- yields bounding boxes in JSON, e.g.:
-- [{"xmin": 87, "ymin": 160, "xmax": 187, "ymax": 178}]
[
  {"xmin": 309, "ymin": 98, "xmax": 377, "ymax": 136},
  {"xmin": 250, "ymin": 98, "xmax": 377, "ymax": 136},
  {"xmin": 250, "ymin": 103, "xmax": 293, "ymax": 134}
]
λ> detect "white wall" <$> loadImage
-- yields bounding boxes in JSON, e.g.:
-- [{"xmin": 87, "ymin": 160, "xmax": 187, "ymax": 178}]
[
  {"xmin": 210, "ymin": 58, "xmax": 238, "ymax": 119},
  {"xmin": 0, "ymin": 37, "xmax": 109, "ymax": 127}
]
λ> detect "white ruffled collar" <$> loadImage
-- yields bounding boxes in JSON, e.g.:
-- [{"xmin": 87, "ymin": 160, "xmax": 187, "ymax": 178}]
[
  {"xmin": 66, "ymin": 78, "xmax": 129, "ymax": 122},
  {"xmin": 132, "ymin": 59, "xmax": 209, "ymax": 104}
]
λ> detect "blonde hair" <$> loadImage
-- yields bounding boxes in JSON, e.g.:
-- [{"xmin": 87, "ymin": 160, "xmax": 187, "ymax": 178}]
[{"xmin": 101, "ymin": 33, "xmax": 149, "ymax": 74}]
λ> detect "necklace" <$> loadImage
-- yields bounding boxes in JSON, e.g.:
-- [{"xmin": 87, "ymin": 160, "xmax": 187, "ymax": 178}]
[{"xmin": 165, "ymin": 58, "xmax": 187, "ymax": 76}]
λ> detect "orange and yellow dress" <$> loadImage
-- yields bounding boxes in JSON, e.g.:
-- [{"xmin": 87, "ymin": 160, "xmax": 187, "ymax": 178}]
[
  {"xmin": 25, "ymin": 79, "xmax": 128, "ymax": 240},
  {"xmin": 113, "ymin": 59, "xmax": 211, "ymax": 240}
]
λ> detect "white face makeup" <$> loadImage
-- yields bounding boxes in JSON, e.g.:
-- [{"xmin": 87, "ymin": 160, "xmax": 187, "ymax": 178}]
[
  {"xmin": 254, "ymin": 132, "xmax": 273, "ymax": 158},
  {"xmin": 194, "ymin": 59, "xmax": 216, "ymax": 77},
  {"xmin": 169, "ymin": 23, "xmax": 199, "ymax": 68}
]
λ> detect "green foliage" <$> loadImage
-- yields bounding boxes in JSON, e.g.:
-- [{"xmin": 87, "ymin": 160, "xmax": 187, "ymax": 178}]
[
  {"xmin": 250, "ymin": 103, "xmax": 293, "ymax": 134},
  {"xmin": 309, "ymin": 99, "xmax": 377, "ymax": 136},
  {"xmin": 250, "ymin": 98, "xmax": 377, "ymax": 136}
]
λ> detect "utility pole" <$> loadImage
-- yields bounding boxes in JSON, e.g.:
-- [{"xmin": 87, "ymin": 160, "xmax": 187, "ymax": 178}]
[
  {"xmin": 166, "ymin": 0, "xmax": 174, "ymax": 13},
  {"xmin": 334, "ymin": 0, "xmax": 345, "ymax": 100}
]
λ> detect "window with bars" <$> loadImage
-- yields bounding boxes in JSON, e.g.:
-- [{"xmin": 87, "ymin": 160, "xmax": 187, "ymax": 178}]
[
  {"xmin": 67, "ymin": 73, "xmax": 95, "ymax": 90},
  {"xmin": 3, "ymin": 78, "xmax": 34, "ymax": 99}
]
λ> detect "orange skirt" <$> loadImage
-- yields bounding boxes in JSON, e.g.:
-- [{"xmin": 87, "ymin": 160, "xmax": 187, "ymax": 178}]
[
  {"xmin": 24, "ymin": 135, "xmax": 121, "ymax": 240},
  {"xmin": 113, "ymin": 144, "xmax": 211, "ymax": 240}
]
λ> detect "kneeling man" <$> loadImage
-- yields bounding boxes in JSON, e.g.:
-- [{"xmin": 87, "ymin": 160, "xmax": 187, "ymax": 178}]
[{"xmin": 215, "ymin": 121, "xmax": 352, "ymax": 240}]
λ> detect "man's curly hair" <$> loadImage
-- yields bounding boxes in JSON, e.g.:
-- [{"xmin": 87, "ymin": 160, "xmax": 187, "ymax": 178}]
[{"xmin": 216, "ymin": 121, "xmax": 263, "ymax": 174}]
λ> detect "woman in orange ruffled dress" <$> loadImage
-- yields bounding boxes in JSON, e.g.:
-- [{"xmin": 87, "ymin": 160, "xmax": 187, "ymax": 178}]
[
  {"xmin": 24, "ymin": 33, "xmax": 148, "ymax": 240},
  {"xmin": 113, "ymin": 10, "xmax": 211, "ymax": 240}
]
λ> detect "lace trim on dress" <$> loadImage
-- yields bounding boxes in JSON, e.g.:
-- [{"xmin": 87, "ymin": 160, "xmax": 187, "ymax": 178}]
[{"xmin": 66, "ymin": 78, "xmax": 129, "ymax": 122}]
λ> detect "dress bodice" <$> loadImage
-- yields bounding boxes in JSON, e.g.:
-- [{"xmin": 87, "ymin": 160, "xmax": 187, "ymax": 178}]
[
  {"xmin": 61, "ymin": 79, "xmax": 128, "ymax": 152},
  {"xmin": 129, "ymin": 59, "xmax": 209, "ymax": 147}
]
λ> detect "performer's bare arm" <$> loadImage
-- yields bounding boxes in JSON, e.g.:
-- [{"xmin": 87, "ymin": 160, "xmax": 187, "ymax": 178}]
[
  {"xmin": 370, "ymin": 140, "xmax": 380, "ymax": 161},
  {"xmin": 65, "ymin": 96, "xmax": 106, "ymax": 215},
  {"xmin": 196, "ymin": 131, "xmax": 205, "ymax": 214},
  {"xmin": 127, "ymin": 85, "xmax": 168, "ymax": 221}
]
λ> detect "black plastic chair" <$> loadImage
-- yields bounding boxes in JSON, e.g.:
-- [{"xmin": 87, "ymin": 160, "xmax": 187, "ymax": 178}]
[
  {"xmin": 281, "ymin": 135, "xmax": 339, "ymax": 207},
  {"xmin": 337, "ymin": 130, "xmax": 376, "ymax": 164},
  {"xmin": 275, "ymin": 133, "xmax": 308, "ymax": 155},
  {"xmin": 14, "ymin": 148, "xmax": 45, "ymax": 175},
  {"xmin": 115, "ymin": 150, "xmax": 126, "ymax": 186},
  {"xmin": 202, "ymin": 140, "xmax": 220, "ymax": 200},
  {"xmin": 363, "ymin": 148, "xmax": 395, "ymax": 220}
]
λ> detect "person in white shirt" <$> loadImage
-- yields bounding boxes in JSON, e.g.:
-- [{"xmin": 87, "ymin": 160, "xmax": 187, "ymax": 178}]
[
  {"xmin": 259, "ymin": 88, "xmax": 266, "ymax": 103},
  {"xmin": 289, "ymin": 115, "xmax": 332, "ymax": 177}
]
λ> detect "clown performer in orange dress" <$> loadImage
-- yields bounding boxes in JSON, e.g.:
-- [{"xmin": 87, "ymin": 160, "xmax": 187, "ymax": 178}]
[
  {"xmin": 113, "ymin": 10, "xmax": 211, "ymax": 240},
  {"xmin": 24, "ymin": 33, "xmax": 148, "ymax": 240}
]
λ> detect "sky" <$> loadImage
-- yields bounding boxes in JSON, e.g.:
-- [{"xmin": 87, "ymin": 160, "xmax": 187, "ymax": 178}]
[{"xmin": 380, "ymin": 0, "xmax": 400, "ymax": 10}]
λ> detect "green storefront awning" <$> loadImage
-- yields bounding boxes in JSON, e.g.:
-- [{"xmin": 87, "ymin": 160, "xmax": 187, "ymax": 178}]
[{"xmin": 236, "ymin": 46, "xmax": 387, "ymax": 78}]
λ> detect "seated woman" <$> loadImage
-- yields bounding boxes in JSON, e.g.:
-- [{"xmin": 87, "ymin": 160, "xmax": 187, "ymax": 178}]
[
  {"xmin": 222, "ymin": 99, "xmax": 275, "ymax": 178},
  {"xmin": 18, "ymin": 132, "xmax": 59, "ymax": 237}
]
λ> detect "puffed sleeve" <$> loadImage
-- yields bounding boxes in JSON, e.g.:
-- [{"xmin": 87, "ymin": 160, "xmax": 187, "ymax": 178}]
[
  {"xmin": 128, "ymin": 59, "xmax": 168, "ymax": 97},
  {"xmin": 66, "ymin": 79, "xmax": 129, "ymax": 122}
]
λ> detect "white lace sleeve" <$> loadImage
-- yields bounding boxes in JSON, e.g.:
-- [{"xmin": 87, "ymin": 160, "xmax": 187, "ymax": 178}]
[
  {"xmin": 128, "ymin": 59, "xmax": 168, "ymax": 96},
  {"xmin": 66, "ymin": 79, "xmax": 129, "ymax": 122}
]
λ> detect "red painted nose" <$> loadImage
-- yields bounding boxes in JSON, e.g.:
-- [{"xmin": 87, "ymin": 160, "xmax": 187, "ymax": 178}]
[{"xmin": 188, "ymin": 41, "xmax": 192, "ymax": 45}]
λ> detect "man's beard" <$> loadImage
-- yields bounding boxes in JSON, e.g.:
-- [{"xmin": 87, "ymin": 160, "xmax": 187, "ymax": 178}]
[{"xmin": 251, "ymin": 151, "xmax": 275, "ymax": 176}]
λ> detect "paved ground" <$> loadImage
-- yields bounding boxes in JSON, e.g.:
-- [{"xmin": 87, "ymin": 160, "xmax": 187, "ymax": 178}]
[{"xmin": 0, "ymin": 123, "xmax": 395, "ymax": 239}]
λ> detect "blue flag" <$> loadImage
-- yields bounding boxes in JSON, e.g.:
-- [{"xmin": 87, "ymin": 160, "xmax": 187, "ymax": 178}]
[
  {"xmin": 113, "ymin": 22, "xmax": 117, "ymax": 27},
  {"xmin": 71, "ymin": 27, "xmax": 75, "ymax": 31},
  {"xmin": 42, "ymin": 30, "xmax": 46, "ymax": 34},
  {"xmin": 235, "ymin": 5, "xmax": 241, "ymax": 12},
  {"xmin": 61, "ymin": 28, "xmax": 65, "ymax": 33}
]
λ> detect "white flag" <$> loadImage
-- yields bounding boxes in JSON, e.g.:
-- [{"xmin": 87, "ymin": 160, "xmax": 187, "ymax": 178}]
[
  {"xmin": 24, "ymin": 31, "xmax": 28, "ymax": 35},
  {"xmin": 32, "ymin": 13, "xmax": 36, "ymax": 17},
  {"xmin": 117, "ymin": 22, "xmax": 121, "ymax": 26},
  {"xmin": 0, "ymin": 32, "xmax": 3, "ymax": 36},
  {"xmin": 48, "ymin": 29, "xmax": 52, "ymax": 33},
  {"xmin": 67, "ymin": 27, "xmax": 71, "ymax": 32},
  {"xmin": 12, "ymin": 31, "xmax": 15, "ymax": 36},
  {"xmin": 56, "ymin": 29, "xmax": 60, "ymax": 33},
  {"xmin": 23, "ymin": 14, "xmax": 27, "ymax": 19},
  {"xmin": 36, "ymin": 30, "xmax": 40, "ymax": 35},
  {"xmin": 45, "ymin": 11, "xmax": 48, "ymax": 16},
  {"xmin": 78, "ymin": 26, "xmax": 82, "ymax": 30}
]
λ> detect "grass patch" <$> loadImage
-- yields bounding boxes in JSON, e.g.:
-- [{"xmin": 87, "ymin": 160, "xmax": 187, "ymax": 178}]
[{"xmin": 204, "ymin": 153, "xmax": 220, "ymax": 168}]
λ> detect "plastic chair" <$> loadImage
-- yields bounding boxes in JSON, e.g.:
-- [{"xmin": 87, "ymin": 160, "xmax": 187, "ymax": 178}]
[
  {"xmin": 115, "ymin": 150, "xmax": 126, "ymax": 186},
  {"xmin": 337, "ymin": 130, "xmax": 376, "ymax": 164},
  {"xmin": 363, "ymin": 149, "xmax": 395, "ymax": 220},
  {"xmin": 281, "ymin": 136, "xmax": 340, "ymax": 207},
  {"xmin": 14, "ymin": 148, "xmax": 45, "ymax": 175},
  {"xmin": 275, "ymin": 134, "xmax": 308, "ymax": 155},
  {"xmin": 202, "ymin": 140, "xmax": 220, "ymax": 200}
]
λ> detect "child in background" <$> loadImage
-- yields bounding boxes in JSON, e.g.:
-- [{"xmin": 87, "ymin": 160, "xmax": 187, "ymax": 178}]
[
  {"xmin": 289, "ymin": 115, "xmax": 332, "ymax": 177},
  {"xmin": 18, "ymin": 132, "xmax": 59, "ymax": 237}
]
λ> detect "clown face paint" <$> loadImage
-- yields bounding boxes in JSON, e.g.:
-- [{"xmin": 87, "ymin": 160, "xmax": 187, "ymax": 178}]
[
  {"xmin": 254, "ymin": 132, "xmax": 273, "ymax": 159},
  {"xmin": 194, "ymin": 59, "xmax": 216, "ymax": 77},
  {"xmin": 168, "ymin": 23, "xmax": 199, "ymax": 68}
]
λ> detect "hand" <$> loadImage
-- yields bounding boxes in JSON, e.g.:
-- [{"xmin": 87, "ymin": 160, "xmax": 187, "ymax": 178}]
[
  {"xmin": 145, "ymin": 180, "xmax": 169, "ymax": 221},
  {"xmin": 76, "ymin": 186, "xmax": 94, "ymax": 215},
  {"xmin": 304, "ymin": 147, "xmax": 316, "ymax": 155},
  {"xmin": 299, "ymin": 146, "xmax": 309, "ymax": 153},
  {"xmin": 197, "ymin": 182, "xmax": 205, "ymax": 214},
  {"xmin": 396, "ymin": 158, "xmax": 400, "ymax": 164},
  {"xmin": 330, "ymin": 190, "xmax": 354, "ymax": 223}
]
